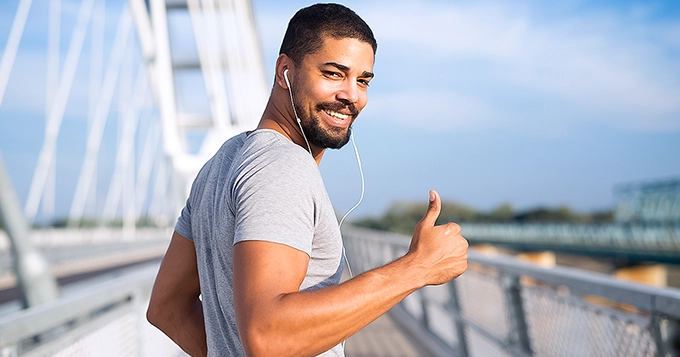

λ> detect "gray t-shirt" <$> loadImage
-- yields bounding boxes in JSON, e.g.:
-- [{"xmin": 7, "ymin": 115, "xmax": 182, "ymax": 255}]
[{"xmin": 175, "ymin": 129, "xmax": 344, "ymax": 356}]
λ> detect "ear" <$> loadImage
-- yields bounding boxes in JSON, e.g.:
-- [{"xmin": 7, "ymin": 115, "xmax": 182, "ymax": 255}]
[{"xmin": 275, "ymin": 54, "xmax": 294, "ymax": 90}]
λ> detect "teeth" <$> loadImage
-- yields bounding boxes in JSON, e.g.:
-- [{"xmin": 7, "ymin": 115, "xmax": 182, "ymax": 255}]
[{"xmin": 326, "ymin": 110, "xmax": 349, "ymax": 120}]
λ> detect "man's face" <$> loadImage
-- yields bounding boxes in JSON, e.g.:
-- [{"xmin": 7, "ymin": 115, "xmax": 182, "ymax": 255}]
[{"xmin": 291, "ymin": 36, "xmax": 375, "ymax": 149}]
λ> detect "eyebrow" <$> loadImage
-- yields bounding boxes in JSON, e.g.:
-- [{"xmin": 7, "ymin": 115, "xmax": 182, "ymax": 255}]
[{"xmin": 324, "ymin": 62, "xmax": 375, "ymax": 79}]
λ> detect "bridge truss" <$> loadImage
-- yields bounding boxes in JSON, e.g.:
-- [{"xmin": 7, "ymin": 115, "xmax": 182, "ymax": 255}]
[{"xmin": 0, "ymin": 0, "xmax": 267, "ymax": 229}]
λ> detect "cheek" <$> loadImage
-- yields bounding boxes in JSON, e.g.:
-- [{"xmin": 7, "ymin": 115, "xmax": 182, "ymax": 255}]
[
  {"xmin": 357, "ymin": 93, "xmax": 368, "ymax": 111},
  {"xmin": 318, "ymin": 82, "xmax": 341, "ymax": 99}
]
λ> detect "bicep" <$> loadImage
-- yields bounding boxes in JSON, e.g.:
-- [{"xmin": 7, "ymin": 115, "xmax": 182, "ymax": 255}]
[{"xmin": 232, "ymin": 241, "xmax": 310, "ymax": 328}]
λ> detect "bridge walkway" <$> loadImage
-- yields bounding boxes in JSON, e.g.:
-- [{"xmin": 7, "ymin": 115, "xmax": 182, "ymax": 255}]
[{"xmin": 346, "ymin": 312, "xmax": 435, "ymax": 357}]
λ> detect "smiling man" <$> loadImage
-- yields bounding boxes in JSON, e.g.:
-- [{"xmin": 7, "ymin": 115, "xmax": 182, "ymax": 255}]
[{"xmin": 146, "ymin": 4, "xmax": 469, "ymax": 357}]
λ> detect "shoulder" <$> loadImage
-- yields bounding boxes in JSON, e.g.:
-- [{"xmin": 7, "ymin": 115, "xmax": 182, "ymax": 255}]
[
  {"xmin": 238, "ymin": 130, "xmax": 318, "ymax": 179},
  {"xmin": 229, "ymin": 130, "xmax": 324, "ymax": 208}
]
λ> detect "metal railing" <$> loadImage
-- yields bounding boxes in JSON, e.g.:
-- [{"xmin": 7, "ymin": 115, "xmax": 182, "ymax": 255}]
[
  {"xmin": 342, "ymin": 226, "xmax": 680, "ymax": 357},
  {"xmin": 0, "ymin": 263, "xmax": 183, "ymax": 357}
]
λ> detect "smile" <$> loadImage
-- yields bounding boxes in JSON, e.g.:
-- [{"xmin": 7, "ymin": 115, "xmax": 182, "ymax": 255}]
[{"xmin": 324, "ymin": 110, "xmax": 350, "ymax": 121}]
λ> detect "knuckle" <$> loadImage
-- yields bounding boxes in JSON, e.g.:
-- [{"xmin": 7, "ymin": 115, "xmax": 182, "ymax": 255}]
[{"xmin": 446, "ymin": 222, "xmax": 461, "ymax": 233}]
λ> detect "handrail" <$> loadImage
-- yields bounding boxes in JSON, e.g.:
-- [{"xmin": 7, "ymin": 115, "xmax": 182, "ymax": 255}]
[
  {"xmin": 0, "ymin": 263, "xmax": 160, "ymax": 356},
  {"xmin": 342, "ymin": 225, "xmax": 680, "ymax": 357}
]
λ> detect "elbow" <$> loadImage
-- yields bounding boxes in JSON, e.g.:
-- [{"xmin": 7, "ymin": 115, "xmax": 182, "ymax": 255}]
[
  {"xmin": 146, "ymin": 301, "xmax": 161, "ymax": 328},
  {"xmin": 240, "ymin": 328, "xmax": 269, "ymax": 357},
  {"xmin": 146, "ymin": 296, "xmax": 169, "ymax": 331}
]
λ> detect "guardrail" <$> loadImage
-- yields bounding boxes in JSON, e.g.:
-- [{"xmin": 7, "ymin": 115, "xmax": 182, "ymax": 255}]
[
  {"xmin": 342, "ymin": 226, "xmax": 680, "ymax": 357},
  {"xmin": 0, "ymin": 263, "xmax": 182, "ymax": 357}
]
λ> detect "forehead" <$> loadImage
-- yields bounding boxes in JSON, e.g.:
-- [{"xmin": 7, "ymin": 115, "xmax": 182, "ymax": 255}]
[{"xmin": 301, "ymin": 36, "xmax": 375, "ymax": 72}]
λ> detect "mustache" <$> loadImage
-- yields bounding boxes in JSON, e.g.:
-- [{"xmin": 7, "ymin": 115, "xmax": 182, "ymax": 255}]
[{"xmin": 316, "ymin": 101, "xmax": 358, "ymax": 117}]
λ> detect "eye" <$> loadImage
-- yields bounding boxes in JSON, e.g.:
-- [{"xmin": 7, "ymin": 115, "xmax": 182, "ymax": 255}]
[
  {"xmin": 323, "ymin": 70, "xmax": 343, "ymax": 79},
  {"xmin": 358, "ymin": 78, "xmax": 371, "ymax": 87}
]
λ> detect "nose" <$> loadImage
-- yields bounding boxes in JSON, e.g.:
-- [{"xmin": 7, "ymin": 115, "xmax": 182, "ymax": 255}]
[{"xmin": 336, "ymin": 79, "xmax": 360, "ymax": 104}]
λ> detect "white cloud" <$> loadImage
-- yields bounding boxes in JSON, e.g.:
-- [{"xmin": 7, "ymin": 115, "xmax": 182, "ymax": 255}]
[{"xmin": 359, "ymin": 0, "xmax": 680, "ymax": 132}]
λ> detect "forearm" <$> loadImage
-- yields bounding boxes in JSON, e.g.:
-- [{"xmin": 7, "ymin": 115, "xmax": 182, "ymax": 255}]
[
  {"xmin": 148, "ymin": 298, "xmax": 207, "ymax": 357},
  {"xmin": 237, "ymin": 254, "xmax": 424, "ymax": 357},
  {"xmin": 147, "ymin": 232, "xmax": 206, "ymax": 356}
]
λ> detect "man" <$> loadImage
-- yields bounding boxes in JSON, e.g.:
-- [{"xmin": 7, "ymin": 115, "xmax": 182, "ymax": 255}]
[{"xmin": 146, "ymin": 4, "xmax": 468, "ymax": 357}]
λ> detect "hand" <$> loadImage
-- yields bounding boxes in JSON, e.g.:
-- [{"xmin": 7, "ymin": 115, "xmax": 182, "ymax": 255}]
[{"xmin": 407, "ymin": 190, "xmax": 469, "ymax": 286}]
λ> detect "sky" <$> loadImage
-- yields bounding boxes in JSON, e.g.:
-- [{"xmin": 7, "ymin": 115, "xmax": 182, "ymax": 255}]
[
  {"xmin": 0, "ymin": 0, "xmax": 679, "ymax": 223},
  {"xmin": 250, "ymin": 0, "xmax": 680, "ymax": 217}
]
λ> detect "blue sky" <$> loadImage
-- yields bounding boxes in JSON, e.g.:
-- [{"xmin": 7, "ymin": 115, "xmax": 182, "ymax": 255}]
[
  {"xmin": 251, "ymin": 0, "xmax": 680, "ymax": 217},
  {"xmin": 0, "ymin": 0, "xmax": 679, "ymax": 222}
]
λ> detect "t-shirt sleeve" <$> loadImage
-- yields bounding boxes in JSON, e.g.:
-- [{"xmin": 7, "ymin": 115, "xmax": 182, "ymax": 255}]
[
  {"xmin": 174, "ymin": 161, "xmax": 208, "ymax": 242},
  {"xmin": 231, "ymin": 146, "xmax": 317, "ymax": 256},
  {"xmin": 174, "ymin": 200, "xmax": 193, "ymax": 241}
]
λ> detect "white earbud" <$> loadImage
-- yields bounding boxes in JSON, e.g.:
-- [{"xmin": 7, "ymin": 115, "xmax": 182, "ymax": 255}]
[{"xmin": 283, "ymin": 68, "xmax": 291, "ymax": 90}]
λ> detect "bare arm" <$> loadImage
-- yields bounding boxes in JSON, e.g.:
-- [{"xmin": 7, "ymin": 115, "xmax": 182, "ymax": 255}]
[
  {"xmin": 147, "ymin": 231, "xmax": 207, "ymax": 357},
  {"xmin": 234, "ymin": 190, "xmax": 468, "ymax": 357}
]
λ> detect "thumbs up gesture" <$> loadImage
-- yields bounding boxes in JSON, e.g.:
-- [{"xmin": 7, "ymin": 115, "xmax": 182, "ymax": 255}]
[{"xmin": 408, "ymin": 190, "xmax": 469, "ymax": 286}]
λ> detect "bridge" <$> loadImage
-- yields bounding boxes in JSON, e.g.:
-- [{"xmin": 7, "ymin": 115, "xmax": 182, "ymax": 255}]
[{"xmin": 1, "ymin": 1, "xmax": 679, "ymax": 356}]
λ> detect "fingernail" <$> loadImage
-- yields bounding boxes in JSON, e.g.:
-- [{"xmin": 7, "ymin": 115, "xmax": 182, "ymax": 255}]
[{"xmin": 429, "ymin": 191, "xmax": 435, "ymax": 202}]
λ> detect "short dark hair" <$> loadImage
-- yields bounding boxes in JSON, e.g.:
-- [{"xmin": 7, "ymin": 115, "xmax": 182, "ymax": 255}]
[{"xmin": 279, "ymin": 3, "xmax": 377, "ymax": 65}]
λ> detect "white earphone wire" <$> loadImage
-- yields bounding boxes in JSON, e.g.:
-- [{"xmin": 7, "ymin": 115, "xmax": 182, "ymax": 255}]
[
  {"xmin": 339, "ymin": 130, "xmax": 364, "ymax": 279},
  {"xmin": 283, "ymin": 69, "xmax": 312, "ymax": 154}
]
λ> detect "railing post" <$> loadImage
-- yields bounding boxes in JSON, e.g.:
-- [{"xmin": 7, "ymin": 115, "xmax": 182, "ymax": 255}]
[
  {"xmin": 447, "ymin": 280, "xmax": 469, "ymax": 357},
  {"xmin": 669, "ymin": 318, "xmax": 680, "ymax": 357},
  {"xmin": 654, "ymin": 314, "xmax": 680, "ymax": 357},
  {"xmin": 419, "ymin": 289, "xmax": 430, "ymax": 332},
  {"xmin": 666, "ymin": 317, "xmax": 680, "ymax": 357},
  {"xmin": 500, "ymin": 273, "xmax": 533, "ymax": 357}
]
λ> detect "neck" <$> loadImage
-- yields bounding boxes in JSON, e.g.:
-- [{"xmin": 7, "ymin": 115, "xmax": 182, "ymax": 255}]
[{"xmin": 257, "ymin": 87, "xmax": 325, "ymax": 164}]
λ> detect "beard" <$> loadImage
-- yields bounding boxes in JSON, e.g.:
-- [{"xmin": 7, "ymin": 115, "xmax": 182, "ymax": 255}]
[{"xmin": 292, "ymin": 88, "xmax": 358, "ymax": 149}]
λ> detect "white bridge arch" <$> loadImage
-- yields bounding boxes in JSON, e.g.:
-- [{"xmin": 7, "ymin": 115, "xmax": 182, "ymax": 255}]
[{"xmin": 0, "ymin": 0, "xmax": 268, "ymax": 228}]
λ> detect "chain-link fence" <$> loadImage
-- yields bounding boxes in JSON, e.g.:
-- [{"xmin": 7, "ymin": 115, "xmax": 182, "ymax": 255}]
[{"xmin": 342, "ymin": 226, "xmax": 680, "ymax": 357}]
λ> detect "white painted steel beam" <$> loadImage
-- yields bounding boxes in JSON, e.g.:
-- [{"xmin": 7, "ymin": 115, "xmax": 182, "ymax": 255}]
[
  {"xmin": 149, "ymin": 0, "xmax": 184, "ymax": 159},
  {"xmin": 43, "ymin": 0, "xmax": 60, "ymax": 223},
  {"xmin": 135, "ymin": 116, "xmax": 161, "ymax": 222},
  {"xmin": 102, "ymin": 68, "xmax": 147, "ymax": 222},
  {"xmin": 187, "ymin": 0, "xmax": 232, "ymax": 135},
  {"xmin": 0, "ymin": 0, "xmax": 33, "ymax": 109},
  {"xmin": 128, "ymin": 0, "xmax": 156, "ymax": 62},
  {"xmin": 68, "ymin": 9, "xmax": 132, "ymax": 225},
  {"xmin": 0, "ymin": 154, "xmax": 59, "ymax": 308},
  {"xmin": 25, "ymin": 0, "xmax": 95, "ymax": 223}
]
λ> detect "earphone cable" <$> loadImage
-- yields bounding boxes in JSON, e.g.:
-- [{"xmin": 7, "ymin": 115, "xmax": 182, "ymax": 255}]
[
  {"xmin": 284, "ymin": 70, "xmax": 313, "ymax": 154},
  {"xmin": 339, "ymin": 129, "xmax": 364, "ymax": 279}
]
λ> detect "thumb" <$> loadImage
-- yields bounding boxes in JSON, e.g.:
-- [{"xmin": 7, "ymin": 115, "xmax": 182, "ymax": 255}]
[{"xmin": 419, "ymin": 190, "xmax": 441, "ymax": 227}]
